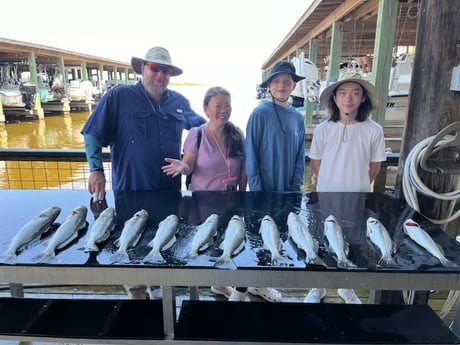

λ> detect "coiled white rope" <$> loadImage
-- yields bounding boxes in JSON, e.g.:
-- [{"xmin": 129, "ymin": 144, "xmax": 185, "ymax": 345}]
[{"xmin": 402, "ymin": 134, "xmax": 460, "ymax": 225}]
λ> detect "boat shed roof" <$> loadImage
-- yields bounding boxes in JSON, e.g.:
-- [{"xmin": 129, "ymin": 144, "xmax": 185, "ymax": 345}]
[
  {"xmin": 262, "ymin": 0, "xmax": 420, "ymax": 73},
  {"xmin": 0, "ymin": 37, "xmax": 133, "ymax": 73}
]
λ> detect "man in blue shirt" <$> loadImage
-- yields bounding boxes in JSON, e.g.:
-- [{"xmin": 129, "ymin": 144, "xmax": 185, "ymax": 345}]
[
  {"xmin": 81, "ymin": 46, "xmax": 205, "ymax": 299},
  {"xmin": 82, "ymin": 46, "xmax": 205, "ymax": 199}
]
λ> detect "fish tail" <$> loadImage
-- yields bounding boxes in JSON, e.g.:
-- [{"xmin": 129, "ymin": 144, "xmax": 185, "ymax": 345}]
[
  {"xmin": 441, "ymin": 257, "xmax": 458, "ymax": 268},
  {"xmin": 337, "ymin": 259, "xmax": 358, "ymax": 269},
  {"xmin": 110, "ymin": 250, "xmax": 129, "ymax": 263},
  {"xmin": 186, "ymin": 250, "xmax": 199, "ymax": 259},
  {"xmin": 83, "ymin": 244, "xmax": 99, "ymax": 252},
  {"xmin": 143, "ymin": 251, "xmax": 165, "ymax": 264},
  {"xmin": 214, "ymin": 257, "xmax": 237, "ymax": 270},
  {"xmin": 306, "ymin": 255, "xmax": 328, "ymax": 268},
  {"xmin": 34, "ymin": 250, "xmax": 57, "ymax": 263},
  {"xmin": 378, "ymin": 256, "xmax": 398, "ymax": 268},
  {"xmin": 272, "ymin": 256, "xmax": 290, "ymax": 267},
  {"xmin": 0, "ymin": 252, "xmax": 16, "ymax": 263}
]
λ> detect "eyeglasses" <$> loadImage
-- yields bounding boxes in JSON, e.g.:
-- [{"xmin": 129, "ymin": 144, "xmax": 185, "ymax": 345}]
[{"xmin": 144, "ymin": 63, "xmax": 172, "ymax": 75}]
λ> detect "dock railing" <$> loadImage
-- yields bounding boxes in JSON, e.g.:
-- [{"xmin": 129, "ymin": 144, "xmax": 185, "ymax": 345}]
[
  {"xmin": 0, "ymin": 149, "xmax": 400, "ymax": 191},
  {"xmin": 0, "ymin": 149, "xmax": 112, "ymax": 190}
]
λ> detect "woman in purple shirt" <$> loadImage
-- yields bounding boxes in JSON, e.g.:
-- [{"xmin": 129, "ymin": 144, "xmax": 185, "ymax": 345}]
[{"xmin": 162, "ymin": 86, "xmax": 246, "ymax": 192}]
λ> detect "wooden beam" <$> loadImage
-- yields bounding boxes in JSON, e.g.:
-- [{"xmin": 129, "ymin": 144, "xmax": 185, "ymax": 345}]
[{"xmin": 371, "ymin": 0, "xmax": 399, "ymax": 126}]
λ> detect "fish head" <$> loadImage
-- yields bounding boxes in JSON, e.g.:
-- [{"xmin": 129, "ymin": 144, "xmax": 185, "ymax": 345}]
[
  {"xmin": 366, "ymin": 217, "xmax": 379, "ymax": 232},
  {"xmin": 231, "ymin": 215, "xmax": 243, "ymax": 223},
  {"xmin": 74, "ymin": 205, "xmax": 88, "ymax": 218},
  {"xmin": 208, "ymin": 214, "xmax": 219, "ymax": 223},
  {"xmin": 325, "ymin": 215, "xmax": 338, "ymax": 224},
  {"xmin": 135, "ymin": 209, "xmax": 149, "ymax": 218},
  {"xmin": 262, "ymin": 215, "xmax": 274, "ymax": 223},
  {"xmin": 100, "ymin": 207, "xmax": 115, "ymax": 218},
  {"xmin": 42, "ymin": 206, "xmax": 61, "ymax": 218},
  {"xmin": 403, "ymin": 218, "xmax": 420, "ymax": 234}
]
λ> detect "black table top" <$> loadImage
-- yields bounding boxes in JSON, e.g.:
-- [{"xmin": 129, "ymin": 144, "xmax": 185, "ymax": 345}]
[{"xmin": 0, "ymin": 189, "xmax": 459, "ymax": 274}]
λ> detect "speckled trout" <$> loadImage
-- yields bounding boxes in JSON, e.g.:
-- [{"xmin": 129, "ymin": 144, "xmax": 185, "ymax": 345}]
[
  {"xmin": 0, "ymin": 206, "xmax": 61, "ymax": 262},
  {"xmin": 287, "ymin": 212, "xmax": 326, "ymax": 267},
  {"xmin": 143, "ymin": 214, "xmax": 179, "ymax": 264},
  {"xmin": 187, "ymin": 213, "xmax": 219, "ymax": 259},
  {"xmin": 34, "ymin": 205, "xmax": 87, "ymax": 262},
  {"xmin": 215, "ymin": 215, "xmax": 246, "ymax": 269},
  {"xmin": 260, "ymin": 215, "xmax": 289, "ymax": 266},
  {"xmin": 404, "ymin": 218, "xmax": 457, "ymax": 268},
  {"xmin": 111, "ymin": 209, "xmax": 149, "ymax": 263},
  {"xmin": 324, "ymin": 215, "xmax": 358, "ymax": 269},
  {"xmin": 366, "ymin": 217, "xmax": 397, "ymax": 267},
  {"xmin": 84, "ymin": 207, "xmax": 116, "ymax": 252}
]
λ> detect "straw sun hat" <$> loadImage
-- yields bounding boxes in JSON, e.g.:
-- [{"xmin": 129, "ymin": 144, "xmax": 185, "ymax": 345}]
[
  {"xmin": 131, "ymin": 47, "xmax": 183, "ymax": 76},
  {"xmin": 319, "ymin": 71, "xmax": 380, "ymax": 110}
]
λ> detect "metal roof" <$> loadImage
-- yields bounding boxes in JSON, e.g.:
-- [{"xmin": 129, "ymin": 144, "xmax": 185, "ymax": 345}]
[
  {"xmin": 0, "ymin": 37, "xmax": 133, "ymax": 72},
  {"xmin": 262, "ymin": 0, "xmax": 419, "ymax": 72}
]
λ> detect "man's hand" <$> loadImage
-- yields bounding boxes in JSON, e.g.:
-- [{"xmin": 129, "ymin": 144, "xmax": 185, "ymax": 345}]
[{"xmin": 88, "ymin": 171, "xmax": 106, "ymax": 201}]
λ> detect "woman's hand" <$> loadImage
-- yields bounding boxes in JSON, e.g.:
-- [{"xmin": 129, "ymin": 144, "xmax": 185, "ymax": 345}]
[{"xmin": 162, "ymin": 158, "xmax": 189, "ymax": 177}]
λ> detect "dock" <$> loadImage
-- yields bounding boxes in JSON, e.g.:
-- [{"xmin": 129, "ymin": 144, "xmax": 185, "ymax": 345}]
[{"xmin": 0, "ymin": 37, "xmax": 138, "ymax": 120}]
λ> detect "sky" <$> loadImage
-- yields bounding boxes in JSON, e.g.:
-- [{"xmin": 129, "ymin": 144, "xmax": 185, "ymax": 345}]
[{"xmin": 1, "ymin": 0, "xmax": 312, "ymax": 87}]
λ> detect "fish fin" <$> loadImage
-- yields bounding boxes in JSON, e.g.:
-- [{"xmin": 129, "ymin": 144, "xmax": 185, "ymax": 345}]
[
  {"xmin": 161, "ymin": 236, "xmax": 177, "ymax": 251},
  {"xmin": 198, "ymin": 239, "xmax": 214, "ymax": 252},
  {"xmin": 56, "ymin": 232, "xmax": 79, "ymax": 249},
  {"xmin": 131, "ymin": 233, "xmax": 143, "ymax": 248},
  {"xmin": 231, "ymin": 240, "xmax": 246, "ymax": 256},
  {"xmin": 436, "ymin": 243, "xmax": 446, "ymax": 255}
]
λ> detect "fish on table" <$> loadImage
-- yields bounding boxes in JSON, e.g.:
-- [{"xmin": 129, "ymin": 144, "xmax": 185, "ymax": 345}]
[
  {"xmin": 83, "ymin": 207, "xmax": 116, "ymax": 252},
  {"xmin": 187, "ymin": 213, "xmax": 219, "ymax": 259},
  {"xmin": 143, "ymin": 214, "xmax": 180, "ymax": 264},
  {"xmin": 215, "ymin": 215, "xmax": 246, "ymax": 270},
  {"xmin": 110, "ymin": 209, "xmax": 149, "ymax": 263},
  {"xmin": 287, "ymin": 211, "xmax": 327, "ymax": 267},
  {"xmin": 403, "ymin": 218, "xmax": 457, "ymax": 268},
  {"xmin": 0, "ymin": 206, "xmax": 61, "ymax": 262},
  {"xmin": 259, "ymin": 215, "xmax": 290, "ymax": 267},
  {"xmin": 324, "ymin": 214, "xmax": 358, "ymax": 269},
  {"xmin": 33, "ymin": 205, "xmax": 88, "ymax": 263},
  {"xmin": 366, "ymin": 217, "xmax": 397, "ymax": 267}
]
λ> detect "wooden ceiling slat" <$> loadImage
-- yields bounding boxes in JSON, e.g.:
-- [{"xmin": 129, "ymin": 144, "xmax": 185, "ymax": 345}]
[{"xmin": 261, "ymin": 0, "xmax": 419, "ymax": 72}]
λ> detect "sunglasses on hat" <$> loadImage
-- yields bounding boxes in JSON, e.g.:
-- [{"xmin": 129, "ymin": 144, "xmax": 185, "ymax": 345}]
[{"xmin": 144, "ymin": 63, "xmax": 172, "ymax": 75}]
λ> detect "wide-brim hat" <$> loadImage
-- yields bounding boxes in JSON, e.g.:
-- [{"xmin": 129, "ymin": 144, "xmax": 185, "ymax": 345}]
[
  {"xmin": 319, "ymin": 71, "xmax": 380, "ymax": 110},
  {"xmin": 131, "ymin": 47, "xmax": 183, "ymax": 76},
  {"xmin": 260, "ymin": 61, "xmax": 305, "ymax": 88}
]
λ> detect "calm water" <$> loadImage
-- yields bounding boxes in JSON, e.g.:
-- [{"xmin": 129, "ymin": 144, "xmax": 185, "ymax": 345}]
[{"xmin": 0, "ymin": 84, "xmax": 258, "ymax": 150}]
